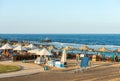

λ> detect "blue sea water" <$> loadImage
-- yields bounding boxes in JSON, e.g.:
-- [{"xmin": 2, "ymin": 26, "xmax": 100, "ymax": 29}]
[
  {"xmin": 1, "ymin": 34, "xmax": 120, "ymax": 45},
  {"xmin": 1, "ymin": 34, "xmax": 120, "ymax": 57},
  {"xmin": 1, "ymin": 34, "xmax": 120, "ymax": 50}
]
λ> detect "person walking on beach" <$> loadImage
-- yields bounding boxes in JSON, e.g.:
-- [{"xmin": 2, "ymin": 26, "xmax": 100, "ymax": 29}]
[
  {"xmin": 76, "ymin": 54, "xmax": 80, "ymax": 66},
  {"xmin": 114, "ymin": 54, "xmax": 118, "ymax": 62}
]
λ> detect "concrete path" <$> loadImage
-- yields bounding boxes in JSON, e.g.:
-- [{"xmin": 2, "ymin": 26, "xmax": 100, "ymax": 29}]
[{"xmin": 0, "ymin": 61, "xmax": 44, "ymax": 78}]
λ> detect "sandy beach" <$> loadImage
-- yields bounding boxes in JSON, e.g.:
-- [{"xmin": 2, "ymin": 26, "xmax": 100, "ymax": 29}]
[{"xmin": 0, "ymin": 61, "xmax": 120, "ymax": 81}]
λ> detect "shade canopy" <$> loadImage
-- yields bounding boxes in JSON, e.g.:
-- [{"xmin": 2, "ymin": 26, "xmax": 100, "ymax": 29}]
[
  {"xmin": 78, "ymin": 45, "xmax": 90, "ymax": 51},
  {"xmin": 0, "ymin": 43, "xmax": 13, "ymax": 50},
  {"xmin": 13, "ymin": 45, "xmax": 27, "ymax": 51},
  {"xmin": 25, "ymin": 44, "xmax": 37, "ymax": 49},
  {"xmin": 97, "ymin": 47, "xmax": 110, "ymax": 52},
  {"xmin": 36, "ymin": 48, "xmax": 53, "ymax": 56},
  {"xmin": 61, "ymin": 50, "xmax": 67, "ymax": 63}
]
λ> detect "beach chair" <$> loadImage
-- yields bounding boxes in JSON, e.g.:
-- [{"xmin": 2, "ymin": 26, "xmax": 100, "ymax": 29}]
[
  {"xmin": 80, "ymin": 57, "xmax": 89, "ymax": 72},
  {"xmin": 75, "ymin": 57, "xmax": 90, "ymax": 73}
]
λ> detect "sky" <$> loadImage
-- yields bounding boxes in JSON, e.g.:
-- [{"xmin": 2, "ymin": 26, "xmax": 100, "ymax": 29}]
[{"xmin": 0, "ymin": 0, "xmax": 120, "ymax": 34}]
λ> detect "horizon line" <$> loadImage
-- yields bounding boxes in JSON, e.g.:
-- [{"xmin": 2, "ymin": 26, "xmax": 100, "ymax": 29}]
[{"xmin": 0, "ymin": 33, "xmax": 120, "ymax": 34}]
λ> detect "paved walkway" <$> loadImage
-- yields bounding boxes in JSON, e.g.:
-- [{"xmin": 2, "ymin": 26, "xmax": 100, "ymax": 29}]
[{"xmin": 0, "ymin": 61, "xmax": 44, "ymax": 78}]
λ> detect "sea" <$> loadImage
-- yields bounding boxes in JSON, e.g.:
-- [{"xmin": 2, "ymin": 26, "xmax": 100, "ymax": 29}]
[{"xmin": 1, "ymin": 34, "xmax": 120, "ymax": 57}]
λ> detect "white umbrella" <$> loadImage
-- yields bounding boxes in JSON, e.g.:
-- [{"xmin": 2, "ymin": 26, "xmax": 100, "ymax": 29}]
[
  {"xmin": 13, "ymin": 45, "xmax": 27, "ymax": 51},
  {"xmin": 0, "ymin": 43, "xmax": 13, "ymax": 50},
  {"xmin": 61, "ymin": 50, "xmax": 67, "ymax": 64},
  {"xmin": 36, "ymin": 48, "xmax": 53, "ymax": 56},
  {"xmin": 25, "ymin": 44, "xmax": 37, "ymax": 49}
]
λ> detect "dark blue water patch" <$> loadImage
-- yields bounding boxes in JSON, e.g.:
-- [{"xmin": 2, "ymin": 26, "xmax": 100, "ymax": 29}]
[{"xmin": 1, "ymin": 34, "xmax": 120, "ymax": 46}]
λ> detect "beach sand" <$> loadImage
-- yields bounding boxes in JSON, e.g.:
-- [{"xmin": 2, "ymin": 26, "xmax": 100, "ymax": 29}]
[{"xmin": 0, "ymin": 61, "xmax": 120, "ymax": 81}]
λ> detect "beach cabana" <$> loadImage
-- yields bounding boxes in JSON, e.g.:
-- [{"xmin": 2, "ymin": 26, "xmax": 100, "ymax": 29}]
[{"xmin": 61, "ymin": 50, "xmax": 67, "ymax": 64}]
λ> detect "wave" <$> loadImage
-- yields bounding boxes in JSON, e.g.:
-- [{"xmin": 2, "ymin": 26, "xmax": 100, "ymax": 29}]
[{"xmin": 49, "ymin": 42, "xmax": 120, "ymax": 50}]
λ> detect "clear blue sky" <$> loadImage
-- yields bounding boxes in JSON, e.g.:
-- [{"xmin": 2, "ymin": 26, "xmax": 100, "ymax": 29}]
[{"xmin": 0, "ymin": 0, "xmax": 120, "ymax": 34}]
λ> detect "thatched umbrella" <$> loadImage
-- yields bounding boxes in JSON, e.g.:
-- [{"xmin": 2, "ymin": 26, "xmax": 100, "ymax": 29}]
[
  {"xmin": 48, "ymin": 45, "xmax": 55, "ymax": 50},
  {"xmin": 97, "ymin": 47, "xmax": 111, "ymax": 52},
  {"xmin": 88, "ymin": 48, "xmax": 94, "ymax": 52},
  {"xmin": 78, "ymin": 45, "xmax": 90, "ymax": 51},
  {"xmin": 63, "ymin": 46, "xmax": 74, "ymax": 50},
  {"xmin": 114, "ymin": 48, "xmax": 120, "ymax": 52}
]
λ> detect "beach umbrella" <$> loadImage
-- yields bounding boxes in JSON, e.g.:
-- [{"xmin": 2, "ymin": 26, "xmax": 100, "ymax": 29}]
[
  {"xmin": 25, "ymin": 44, "xmax": 37, "ymax": 49},
  {"xmin": 78, "ymin": 45, "xmax": 90, "ymax": 51},
  {"xmin": 13, "ymin": 45, "xmax": 27, "ymax": 51},
  {"xmin": 97, "ymin": 47, "xmax": 111, "ymax": 52},
  {"xmin": 114, "ymin": 48, "xmax": 120, "ymax": 52},
  {"xmin": 36, "ymin": 48, "xmax": 53, "ymax": 56},
  {"xmin": 63, "ymin": 46, "xmax": 74, "ymax": 50},
  {"xmin": 61, "ymin": 50, "xmax": 67, "ymax": 64},
  {"xmin": 88, "ymin": 48, "xmax": 95, "ymax": 52},
  {"xmin": 0, "ymin": 43, "xmax": 13, "ymax": 50},
  {"xmin": 12, "ymin": 43, "xmax": 21, "ymax": 48},
  {"xmin": 48, "ymin": 45, "xmax": 55, "ymax": 50}
]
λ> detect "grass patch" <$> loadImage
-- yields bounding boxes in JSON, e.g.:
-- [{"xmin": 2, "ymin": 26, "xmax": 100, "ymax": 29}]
[{"xmin": 0, "ymin": 64, "xmax": 21, "ymax": 74}]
